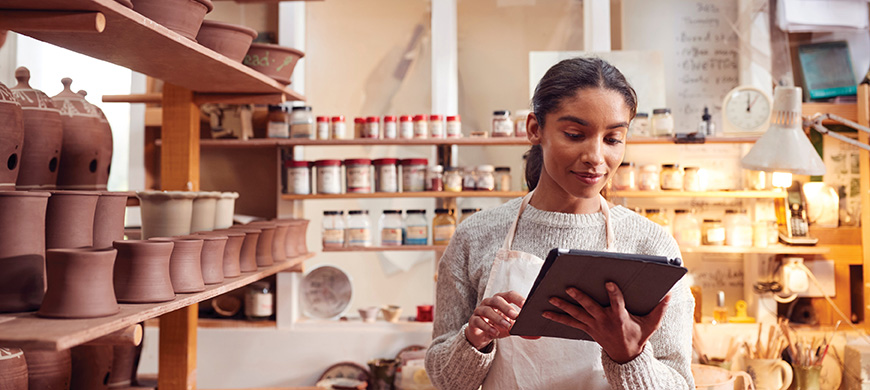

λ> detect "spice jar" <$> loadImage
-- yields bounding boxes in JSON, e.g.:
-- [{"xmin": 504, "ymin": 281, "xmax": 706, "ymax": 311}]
[
  {"xmin": 613, "ymin": 162, "xmax": 637, "ymax": 191},
  {"xmin": 383, "ymin": 116, "xmax": 397, "ymax": 139},
  {"xmin": 245, "ymin": 281, "xmax": 273, "ymax": 321},
  {"xmin": 426, "ymin": 165, "xmax": 444, "ymax": 191},
  {"xmin": 404, "ymin": 210, "xmax": 428, "ymax": 245},
  {"xmin": 673, "ymin": 209, "xmax": 701, "ymax": 247},
  {"xmin": 683, "ymin": 166, "xmax": 705, "ymax": 192},
  {"xmin": 322, "ymin": 210, "xmax": 345, "ymax": 248},
  {"xmin": 285, "ymin": 160, "xmax": 311, "ymax": 195},
  {"xmin": 314, "ymin": 159, "xmax": 342, "ymax": 194},
  {"xmin": 724, "ymin": 209, "xmax": 752, "ymax": 247},
  {"xmin": 266, "ymin": 105, "xmax": 289, "ymax": 138},
  {"xmin": 379, "ymin": 210, "xmax": 403, "ymax": 246},
  {"xmin": 346, "ymin": 210, "xmax": 372, "ymax": 247},
  {"xmin": 651, "ymin": 108, "xmax": 674, "ymax": 137},
  {"xmin": 429, "ymin": 115, "xmax": 445, "ymax": 139},
  {"xmin": 514, "ymin": 110, "xmax": 530, "ymax": 138},
  {"xmin": 290, "ymin": 106, "xmax": 315, "ymax": 139},
  {"xmin": 413, "ymin": 115, "xmax": 428, "ymax": 139},
  {"xmin": 460, "ymin": 208, "xmax": 480, "ymax": 223},
  {"xmin": 432, "ymin": 208, "xmax": 456, "ymax": 246},
  {"xmin": 353, "ymin": 117, "xmax": 365, "ymax": 139},
  {"xmin": 463, "ymin": 167, "xmax": 478, "ymax": 191},
  {"xmin": 316, "ymin": 116, "xmax": 329, "ymax": 140},
  {"xmin": 331, "ymin": 116, "xmax": 346, "ymax": 140},
  {"xmin": 660, "ymin": 164, "xmax": 684, "ymax": 191},
  {"xmin": 477, "ymin": 165, "xmax": 496, "ymax": 191},
  {"xmin": 446, "ymin": 115, "xmax": 462, "ymax": 138},
  {"xmin": 702, "ymin": 219, "xmax": 725, "ymax": 246},
  {"xmin": 645, "ymin": 209, "xmax": 671, "ymax": 235},
  {"xmin": 444, "ymin": 167, "xmax": 463, "ymax": 192},
  {"xmin": 373, "ymin": 158, "xmax": 399, "ymax": 193},
  {"xmin": 629, "ymin": 113, "xmax": 649, "ymax": 137},
  {"xmin": 401, "ymin": 158, "xmax": 427, "ymax": 192},
  {"xmin": 363, "ymin": 116, "xmax": 380, "ymax": 139},
  {"xmin": 492, "ymin": 110, "xmax": 513, "ymax": 137},
  {"xmin": 494, "ymin": 167, "xmax": 511, "ymax": 191},
  {"xmin": 399, "ymin": 115, "xmax": 413, "ymax": 139},
  {"xmin": 638, "ymin": 164, "xmax": 660, "ymax": 191},
  {"xmin": 344, "ymin": 159, "xmax": 372, "ymax": 193}
]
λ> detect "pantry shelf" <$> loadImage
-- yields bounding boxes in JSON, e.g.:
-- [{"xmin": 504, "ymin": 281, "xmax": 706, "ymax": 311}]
[
  {"xmin": 681, "ymin": 245, "xmax": 830, "ymax": 255},
  {"xmin": 322, "ymin": 245, "xmax": 447, "ymax": 252},
  {"xmin": 281, "ymin": 191, "xmax": 526, "ymax": 200},
  {"xmin": 193, "ymin": 138, "xmax": 532, "ymax": 147},
  {"xmin": 0, "ymin": 252, "xmax": 314, "ymax": 351},
  {"xmin": 610, "ymin": 190, "xmax": 785, "ymax": 199}
]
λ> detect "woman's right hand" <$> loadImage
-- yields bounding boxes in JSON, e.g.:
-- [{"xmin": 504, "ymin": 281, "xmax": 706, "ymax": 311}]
[{"xmin": 465, "ymin": 291, "xmax": 527, "ymax": 350}]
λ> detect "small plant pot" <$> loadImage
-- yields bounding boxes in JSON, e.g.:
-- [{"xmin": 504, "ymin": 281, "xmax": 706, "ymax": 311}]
[
  {"xmin": 246, "ymin": 221, "xmax": 275, "ymax": 267},
  {"xmin": 270, "ymin": 219, "xmax": 290, "ymax": 262},
  {"xmin": 227, "ymin": 227, "xmax": 260, "ymax": 272},
  {"xmin": 190, "ymin": 191, "xmax": 220, "ymax": 233},
  {"xmin": 380, "ymin": 305, "xmax": 402, "ymax": 323},
  {"xmin": 137, "ymin": 191, "xmax": 196, "ymax": 239},
  {"xmin": 0, "ymin": 348, "xmax": 28, "ymax": 390},
  {"xmin": 0, "ymin": 190, "xmax": 49, "ymax": 313},
  {"xmin": 196, "ymin": 233, "xmax": 227, "ymax": 284},
  {"xmin": 149, "ymin": 236, "xmax": 205, "ymax": 293},
  {"xmin": 22, "ymin": 348, "xmax": 71, "ymax": 390},
  {"xmin": 38, "ymin": 247, "xmax": 120, "ymax": 319},
  {"xmin": 214, "ymin": 191, "xmax": 238, "ymax": 230},
  {"xmin": 113, "ymin": 240, "xmax": 175, "ymax": 303},
  {"xmin": 196, "ymin": 229, "xmax": 244, "ymax": 278},
  {"xmin": 93, "ymin": 191, "xmax": 132, "ymax": 249},
  {"xmin": 45, "ymin": 190, "xmax": 100, "ymax": 249},
  {"xmin": 359, "ymin": 306, "xmax": 378, "ymax": 323}
]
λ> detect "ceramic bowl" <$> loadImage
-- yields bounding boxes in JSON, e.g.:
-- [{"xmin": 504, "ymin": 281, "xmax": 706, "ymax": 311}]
[
  {"xmin": 243, "ymin": 43, "xmax": 305, "ymax": 84},
  {"xmin": 131, "ymin": 0, "xmax": 213, "ymax": 41},
  {"xmin": 196, "ymin": 20, "xmax": 258, "ymax": 62}
]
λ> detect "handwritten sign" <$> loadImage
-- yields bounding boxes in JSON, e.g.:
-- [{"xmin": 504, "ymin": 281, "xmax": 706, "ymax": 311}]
[{"xmin": 684, "ymin": 253, "xmax": 744, "ymax": 314}]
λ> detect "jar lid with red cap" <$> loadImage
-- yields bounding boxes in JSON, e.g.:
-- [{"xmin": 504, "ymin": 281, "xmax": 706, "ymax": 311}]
[
  {"xmin": 285, "ymin": 160, "xmax": 310, "ymax": 168},
  {"xmin": 399, "ymin": 115, "xmax": 412, "ymax": 122},
  {"xmin": 314, "ymin": 159, "xmax": 342, "ymax": 167},
  {"xmin": 400, "ymin": 158, "xmax": 428, "ymax": 166},
  {"xmin": 344, "ymin": 158, "xmax": 372, "ymax": 165},
  {"xmin": 366, "ymin": 116, "xmax": 379, "ymax": 122},
  {"xmin": 373, "ymin": 158, "xmax": 399, "ymax": 165},
  {"xmin": 331, "ymin": 116, "xmax": 345, "ymax": 122},
  {"xmin": 429, "ymin": 114, "xmax": 443, "ymax": 121},
  {"xmin": 383, "ymin": 115, "xmax": 397, "ymax": 122},
  {"xmin": 316, "ymin": 116, "xmax": 329, "ymax": 122},
  {"xmin": 413, "ymin": 115, "xmax": 427, "ymax": 121},
  {"xmin": 447, "ymin": 115, "xmax": 460, "ymax": 121},
  {"xmin": 354, "ymin": 117, "xmax": 366, "ymax": 123}
]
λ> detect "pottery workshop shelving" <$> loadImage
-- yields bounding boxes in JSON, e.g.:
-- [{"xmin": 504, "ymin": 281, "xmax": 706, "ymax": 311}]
[{"xmin": 281, "ymin": 191, "xmax": 526, "ymax": 200}]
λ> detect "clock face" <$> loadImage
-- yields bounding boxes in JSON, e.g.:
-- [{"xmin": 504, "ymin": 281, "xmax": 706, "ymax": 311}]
[
  {"xmin": 302, "ymin": 265, "xmax": 352, "ymax": 319},
  {"xmin": 723, "ymin": 87, "xmax": 772, "ymax": 133}
]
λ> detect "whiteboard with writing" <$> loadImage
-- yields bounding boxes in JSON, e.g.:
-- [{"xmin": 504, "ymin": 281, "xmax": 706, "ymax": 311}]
[{"xmin": 623, "ymin": 0, "xmax": 740, "ymax": 134}]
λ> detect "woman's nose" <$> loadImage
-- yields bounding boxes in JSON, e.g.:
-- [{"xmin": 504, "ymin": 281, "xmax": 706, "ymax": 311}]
[{"xmin": 580, "ymin": 138, "xmax": 605, "ymax": 166}]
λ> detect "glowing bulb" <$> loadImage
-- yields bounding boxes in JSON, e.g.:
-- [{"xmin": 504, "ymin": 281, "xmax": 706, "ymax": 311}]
[{"xmin": 771, "ymin": 172, "xmax": 793, "ymax": 188}]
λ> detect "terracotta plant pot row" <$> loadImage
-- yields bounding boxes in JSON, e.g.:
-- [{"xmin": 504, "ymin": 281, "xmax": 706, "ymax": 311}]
[
  {"xmin": 3, "ymin": 342, "xmax": 143, "ymax": 390},
  {"xmin": 137, "ymin": 190, "xmax": 239, "ymax": 239}
]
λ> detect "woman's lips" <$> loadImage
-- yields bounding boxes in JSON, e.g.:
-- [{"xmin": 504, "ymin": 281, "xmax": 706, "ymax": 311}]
[{"xmin": 572, "ymin": 171, "xmax": 604, "ymax": 185}]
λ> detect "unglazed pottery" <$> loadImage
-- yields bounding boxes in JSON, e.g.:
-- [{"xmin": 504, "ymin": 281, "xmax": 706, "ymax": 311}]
[
  {"xmin": 131, "ymin": 0, "xmax": 214, "ymax": 40},
  {"xmin": 247, "ymin": 221, "xmax": 275, "ymax": 266},
  {"xmin": 198, "ymin": 229, "xmax": 243, "ymax": 277},
  {"xmin": 191, "ymin": 191, "xmax": 220, "ymax": 233},
  {"xmin": 137, "ymin": 191, "xmax": 196, "ymax": 239},
  {"xmin": 271, "ymin": 219, "xmax": 290, "ymax": 262},
  {"xmin": 107, "ymin": 344, "xmax": 140, "ymax": 389},
  {"xmin": 11, "ymin": 67, "xmax": 63, "ymax": 190},
  {"xmin": 380, "ymin": 305, "xmax": 402, "ymax": 323},
  {"xmin": 70, "ymin": 345, "xmax": 112, "ymax": 390},
  {"xmin": 0, "ymin": 191, "xmax": 49, "ymax": 313},
  {"xmin": 45, "ymin": 190, "xmax": 100, "ymax": 249},
  {"xmin": 0, "ymin": 80, "xmax": 24, "ymax": 190},
  {"xmin": 227, "ymin": 227, "xmax": 260, "ymax": 272},
  {"xmin": 0, "ymin": 348, "xmax": 28, "ymax": 390},
  {"xmin": 77, "ymin": 90, "xmax": 113, "ymax": 190},
  {"xmin": 243, "ymin": 43, "xmax": 305, "ymax": 84},
  {"xmin": 195, "ymin": 233, "xmax": 227, "ymax": 284},
  {"xmin": 93, "ymin": 191, "xmax": 131, "ymax": 249},
  {"xmin": 22, "ymin": 348, "xmax": 72, "ymax": 390},
  {"xmin": 113, "ymin": 240, "xmax": 175, "ymax": 303},
  {"xmin": 692, "ymin": 364, "xmax": 753, "ymax": 390},
  {"xmin": 214, "ymin": 191, "xmax": 238, "ymax": 229},
  {"xmin": 196, "ymin": 20, "xmax": 258, "ymax": 62},
  {"xmin": 115, "ymin": 0, "xmax": 134, "ymax": 8},
  {"xmin": 745, "ymin": 358, "xmax": 793, "ymax": 390},
  {"xmin": 149, "ymin": 236, "xmax": 205, "ymax": 293},
  {"xmin": 281, "ymin": 218, "xmax": 309, "ymax": 257},
  {"xmin": 52, "ymin": 78, "xmax": 103, "ymax": 190},
  {"xmin": 38, "ymin": 247, "xmax": 120, "ymax": 319}
]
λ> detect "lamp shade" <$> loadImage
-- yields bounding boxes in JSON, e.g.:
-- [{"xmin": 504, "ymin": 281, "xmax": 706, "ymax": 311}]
[{"xmin": 740, "ymin": 86, "xmax": 826, "ymax": 176}]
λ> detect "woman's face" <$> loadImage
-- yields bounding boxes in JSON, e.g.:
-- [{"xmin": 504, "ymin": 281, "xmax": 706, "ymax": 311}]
[{"xmin": 529, "ymin": 87, "xmax": 631, "ymax": 202}]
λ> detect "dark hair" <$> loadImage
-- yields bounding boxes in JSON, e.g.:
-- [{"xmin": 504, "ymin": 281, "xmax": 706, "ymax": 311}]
[{"xmin": 524, "ymin": 57, "xmax": 637, "ymax": 191}]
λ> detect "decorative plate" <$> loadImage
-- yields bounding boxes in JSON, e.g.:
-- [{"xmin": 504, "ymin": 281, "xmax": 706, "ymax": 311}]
[{"xmin": 302, "ymin": 265, "xmax": 352, "ymax": 319}]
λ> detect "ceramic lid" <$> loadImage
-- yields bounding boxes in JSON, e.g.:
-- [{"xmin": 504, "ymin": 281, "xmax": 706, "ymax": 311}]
[
  {"xmin": 76, "ymin": 90, "xmax": 108, "ymax": 122},
  {"xmin": 136, "ymin": 190, "xmax": 198, "ymax": 200},
  {"xmin": 11, "ymin": 67, "xmax": 57, "ymax": 110},
  {"xmin": 51, "ymin": 77, "xmax": 100, "ymax": 118}
]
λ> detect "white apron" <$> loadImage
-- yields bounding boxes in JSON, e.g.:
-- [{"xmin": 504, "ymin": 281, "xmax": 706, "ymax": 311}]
[{"xmin": 481, "ymin": 191, "xmax": 614, "ymax": 390}]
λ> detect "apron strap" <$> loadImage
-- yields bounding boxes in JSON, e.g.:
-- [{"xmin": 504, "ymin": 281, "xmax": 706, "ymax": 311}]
[
  {"xmin": 599, "ymin": 195, "xmax": 614, "ymax": 251},
  {"xmin": 502, "ymin": 191, "xmax": 535, "ymax": 251},
  {"xmin": 502, "ymin": 191, "xmax": 615, "ymax": 251}
]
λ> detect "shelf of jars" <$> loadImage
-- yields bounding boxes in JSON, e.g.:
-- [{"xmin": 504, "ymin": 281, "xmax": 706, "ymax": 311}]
[
  {"xmin": 281, "ymin": 191, "xmax": 526, "ymax": 200},
  {"xmin": 321, "ymin": 245, "xmax": 447, "ymax": 252},
  {"xmin": 681, "ymin": 245, "xmax": 830, "ymax": 255},
  {"xmin": 0, "ymin": 252, "xmax": 314, "ymax": 351},
  {"xmin": 185, "ymin": 136, "xmax": 766, "ymax": 148},
  {"xmin": 609, "ymin": 190, "xmax": 785, "ymax": 199}
]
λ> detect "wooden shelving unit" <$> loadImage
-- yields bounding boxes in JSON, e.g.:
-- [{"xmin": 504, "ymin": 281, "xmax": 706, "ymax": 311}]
[
  {"xmin": 281, "ymin": 191, "xmax": 526, "ymax": 200},
  {"xmin": 0, "ymin": 253, "xmax": 314, "ymax": 350},
  {"xmin": 681, "ymin": 245, "xmax": 829, "ymax": 255},
  {"xmin": 610, "ymin": 190, "xmax": 785, "ymax": 199},
  {"xmin": 322, "ymin": 245, "xmax": 447, "ymax": 252}
]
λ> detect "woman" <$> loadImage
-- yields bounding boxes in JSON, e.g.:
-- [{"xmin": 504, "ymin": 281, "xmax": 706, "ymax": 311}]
[{"xmin": 424, "ymin": 57, "xmax": 694, "ymax": 390}]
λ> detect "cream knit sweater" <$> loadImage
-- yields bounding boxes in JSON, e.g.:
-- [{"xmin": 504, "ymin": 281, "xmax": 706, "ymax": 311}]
[{"xmin": 424, "ymin": 197, "xmax": 695, "ymax": 390}]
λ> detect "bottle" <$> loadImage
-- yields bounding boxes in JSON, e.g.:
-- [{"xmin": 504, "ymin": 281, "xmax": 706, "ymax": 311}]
[
  {"xmin": 724, "ymin": 209, "xmax": 752, "ymax": 247},
  {"xmin": 699, "ymin": 106, "xmax": 715, "ymax": 136},
  {"xmin": 432, "ymin": 208, "xmax": 456, "ymax": 245},
  {"xmin": 322, "ymin": 210, "xmax": 345, "ymax": 248},
  {"xmin": 316, "ymin": 116, "xmax": 330, "ymax": 140},
  {"xmin": 712, "ymin": 291, "xmax": 727, "ymax": 324},
  {"xmin": 672, "ymin": 209, "xmax": 701, "ymax": 247},
  {"xmin": 383, "ymin": 115, "xmax": 398, "ymax": 139},
  {"xmin": 404, "ymin": 210, "xmax": 428, "ymax": 245},
  {"xmin": 346, "ymin": 210, "xmax": 372, "ymax": 247},
  {"xmin": 330, "ymin": 116, "xmax": 346, "ymax": 139},
  {"xmin": 245, "ymin": 282, "xmax": 273, "ymax": 321},
  {"xmin": 289, "ymin": 106, "xmax": 315, "ymax": 139},
  {"xmin": 266, "ymin": 105, "xmax": 289, "ymax": 138},
  {"xmin": 379, "ymin": 210, "xmax": 403, "ymax": 246}
]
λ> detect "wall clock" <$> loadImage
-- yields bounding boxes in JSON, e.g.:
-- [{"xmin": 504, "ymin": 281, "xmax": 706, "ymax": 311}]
[
  {"xmin": 301, "ymin": 265, "xmax": 352, "ymax": 319},
  {"xmin": 722, "ymin": 85, "xmax": 773, "ymax": 135}
]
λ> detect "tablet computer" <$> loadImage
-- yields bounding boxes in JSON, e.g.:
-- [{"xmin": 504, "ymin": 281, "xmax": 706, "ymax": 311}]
[{"xmin": 509, "ymin": 248, "xmax": 687, "ymax": 341}]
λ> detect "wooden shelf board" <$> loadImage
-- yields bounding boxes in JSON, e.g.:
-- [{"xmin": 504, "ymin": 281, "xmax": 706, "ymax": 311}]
[
  {"xmin": 196, "ymin": 318, "xmax": 276, "ymax": 329},
  {"xmin": 681, "ymin": 245, "xmax": 830, "ymax": 255},
  {"xmin": 802, "ymin": 102, "xmax": 858, "ymax": 123},
  {"xmin": 191, "ymin": 138, "xmax": 532, "ymax": 147},
  {"xmin": 322, "ymin": 245, "xmax": 447, "ymax": 252},
  {"xmin": 0, "ymin": 252, "xmax": 314, "ymax": 351},
  {"xmin": 282, "ymin": 191, "xmax": 526, "ymax": 200},
  {"xmin": 610, "ymin": 190, "xmax": 785, "ymax": 199},
  {"xmin": 2, "ymin": 0, "xmax": 303, "ymax": 100}
]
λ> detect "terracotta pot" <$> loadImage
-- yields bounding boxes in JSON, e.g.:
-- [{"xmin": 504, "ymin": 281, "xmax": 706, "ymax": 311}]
[
  {"xmin": 93, "ymin": 191, "xmax": 131, "ymax": 249},
  {"xmin": 23, "ymin": 348, "xmax": 71, "ymax": 390},
  {"xmin": 11, "ymin": 67, "xmax": 63, "ymax": 190},
  {"xmin": 243, "ymin": 43, "xmax": 305, "ymax": 84},
  {"xmin": 106, "ymin": 344, "xmax": 140, "ymax": 389},
  {"xmin": 0, "ymin": 348, "xmax": 28, "ymax": 390},
  {"xmin": 113, "ymin": 240, "xmax": 175, "ymax": 303},
  {"xmin": 191, "ymin": 191, "xmax": 220, "ymax": 233},
  {"xmin": 149, "ymin": 236, "xmax": 204, "ymax": 293},
  {"xmin": 247, "ymin": 221, "xmax": 275, "ymax": 267},
  {"xmin": 136, "ymin": 191, "xmax": 196, "ymax": 239},
  {"xmin": 131, "ymin": 0, "xmax": 214, "ymax": 41},
  {"xmin": 227, "ymin": 227, "xmax": 260, "ymax": 272},
  {"xmin": 38, "ymin": 247, "xmax": 120, "ymax": 319},
  {"xmin": 70, "ymin": 345, "xmax": 112, "ymax": 390},
  {"xmin": 0, "ymin": 191, "xmax": 49, "ymax": 313},
  {"xmin": 0, "ymin": 81, "xmax": 24, "ymax": 190},
  {"xmin": 197, "ymin": 229, "xmax": 243, "ymax": 278},
  {"xmin": 196, "ymin": 20, "xmax": 258, "ymax": 62},
  {"xmin": 195, "ymin": 233, "xmax": 226, "ymax": 284},
  {"xmin": 77, "ymin": 90, "xmax": 113, "ymax": 190},
  {"xmin": 214, "ymin": 191, "xmax": 238, "ymax": 229},
  {"xmin": 45, "ymin": 190, "xmax": 100, "ymax": 249},
  {"xmin": 271, "ymin": 219, "xmax": 290, "ymax": 261},
  {"xmin": 52, "ymin": 78, "xmax": 103, "ymax": 190},
  {"xmin": 281, "ymin": 218, "xmax": 309, "ymax": 257}
]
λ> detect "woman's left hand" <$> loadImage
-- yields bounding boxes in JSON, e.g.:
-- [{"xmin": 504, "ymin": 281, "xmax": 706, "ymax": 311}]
[{"xmin": 542, "ymin": 282, "xmax": 670, "ymax": 364}]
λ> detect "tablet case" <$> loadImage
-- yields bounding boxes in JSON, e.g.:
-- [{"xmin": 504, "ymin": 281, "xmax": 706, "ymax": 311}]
[{"xmin": 509, "ymin": 248, "xmax": 687, "ymax": 341}]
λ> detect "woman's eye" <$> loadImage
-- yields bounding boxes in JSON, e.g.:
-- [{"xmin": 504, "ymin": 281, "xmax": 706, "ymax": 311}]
[
  {"xmin": 563, "ymin": 132, "xmax": 582, "ymax": 140},
  {"xmin": 605, "ymin": 137, "xmax": 624, "ymax": 145}
]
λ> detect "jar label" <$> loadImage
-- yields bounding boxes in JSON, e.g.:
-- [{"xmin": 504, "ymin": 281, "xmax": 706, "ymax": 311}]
[
  {"xmin": 446, "ymin": 122, "xmax": 462, "ymax": 138},
  {"xmin": 377, "ymin": 166, "xmax": 398, "ymax": 192},
  {"xmin": 288, "ymin": 169, "xmax": 310, "ymax": 195},
  {"xmin": 674, "ymin": 230, "xmax": 701, "ymax": 248},
  {"xmin": 400, "ymin": 122, "xmax": 414, "ymax": 139},
  {"xmin": 493, "ymin": 120, "xmax": 513, "ymax": 136},
  {"xmin": 444, "ymin": 174, "xmax": 463, "ymax": 192},
  {"xmin": 430, "ymin": 123, "xmax": 445, "ymax": 138},
  {"xmin": 245, "ymin": 292, "xmax": 273, "ymax": 317},
  {"xmin": 727, "ymin": 226, "xmax": 754, "ymax": 247},
  {"xmin": 267, "ymin": 121, "xmax": 289, "ymax": 138},
  {"xmin": 323, "ymin": 229, "xmax": 344, "ymax": 247},
  {"xmin": 661, "ymin": 172, "xmax": 684, "ymax": 190},
  {"xmin": 478, "ymin": 176, "xmax": 495, "ymax": 191},
  {"xmin": 706, "ymin": 227, "xmax": 725, "ymax": 243},
  {"xmin": 403, "ymin": 168, "xmax": 425, "ymax": 192},
  {"xmin": 331, "ymin": 123, "xmax": 346, "ymax": 139},
  {"xmin": 405, "ymin": 226, "xmax": 428, "ymax": 245},
  {"xmin": 317, "ymin": 122, "xmax": 330, "ymax": 140},
  {"xmin": 383, "ymin": 122, "xmax": 398, "ymax": 139},
  {"xmin": 362, "ymin": 123, "xmax": 379, "ymax": 139},
  {"xmin": 317, "ymin": 167, "xmax": 342, "ymax": 194},
  {"xmin": 433, "ymin": 225, "xmax": 455, "ymax": 244},
  {"xmin": 413, "ymin": 122, "xmax": 428, "ymax": 138},
  {"xmin": 346, "ymin": 166, "xmax": 371, "ymax": 192},
  {"xmin": 290, "ymin": 123, "xmax": 315, "ymax": 139},
  {"xmin": 381, "ymin": 228, "xmax": 402, "ymax": 246},
  {"xmin": 347, "ymin": 228, "xmax": 371, "ymax": 246}
]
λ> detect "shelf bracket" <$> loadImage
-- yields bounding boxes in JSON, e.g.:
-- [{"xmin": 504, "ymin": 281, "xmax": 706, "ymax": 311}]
[{"xmin": 0, "ymin": 10, "xmax": 105, "ymax": 33}]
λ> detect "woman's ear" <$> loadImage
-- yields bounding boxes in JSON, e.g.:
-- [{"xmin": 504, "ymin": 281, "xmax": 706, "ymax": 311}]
[{"xmin": 527, "ymin": 112, "xmax": 542, "ymax": 145}]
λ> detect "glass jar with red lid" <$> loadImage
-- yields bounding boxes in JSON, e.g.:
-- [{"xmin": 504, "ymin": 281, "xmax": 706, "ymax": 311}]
[
  {"xmin": 383, "ymin": 115, "xmax": 397, "ymax": 139},
  {"xmin": 446, "ymin": 115, "xmax": 462, "ymax": 138},
  {"xmin": 399, "ymin": 115, "xmax": 413, "ymax": 139},
  {"xmin": 316, "ymin": 116, "xmax": 329, "ymax": 140},
  {"xmin": 413, "ymin": 115, "xmax": 428, "ymax": 139},
  {"xmin": 314, "ymin": 159, "xmax": 342, "ymax": 194},
  {"xmin": 429, "ymin": 114, "xmax": 444, "ymax": 139},
  {"xmin": 344, "ymin": 159, "xmax": 372, "ymax": 193},
  {"xmin": 401, "ymin": 158, "xmax": 428, "ymax": 192}
]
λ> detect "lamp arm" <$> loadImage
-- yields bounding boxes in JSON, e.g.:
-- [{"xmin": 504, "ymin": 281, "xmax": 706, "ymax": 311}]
[{"xmin": 807, "ymin": 113, "xmax": 870, "ymax": 152}]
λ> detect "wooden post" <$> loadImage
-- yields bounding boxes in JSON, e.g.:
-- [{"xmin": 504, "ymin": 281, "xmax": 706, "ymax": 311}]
[
  {"xmin": 159, "ymin": 304, "xmax": 198, "ymax": 390},
  {"xmin": 857, "ymin": 84, "xmax": 869, "ymax": 328},
  {"xmin": 161, "ymin": 83, "xmax": 200, "ymax": 191}
]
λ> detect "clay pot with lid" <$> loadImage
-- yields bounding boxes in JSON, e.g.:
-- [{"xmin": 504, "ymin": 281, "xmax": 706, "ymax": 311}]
[
  {"xmin": 0, "ymin": 348, "xmax": 28, "ymax": 390},
  {"xmin": 93, "ymin": 191, "xmax": 132, "ymax": 249},
  {"xmin": 137, "ymin": 191, "xmax": 196, "ymax": 239},
  {"xmin": 113, "ymin": 240, "xmax": 175, "ymax": 303},
  {"xmin": 77, "ymin": 90, "xmax": 113, "ymax": 190},
  {"xmin": 0, "ymin": 191, "xmax": 49, "ymax": 313},
  {"xmin": 46, "ymin": 190, "xmax": 100, "ymax": 249},
  {"xmin": 227, "ymin": 227, "xmax": 260, "ymax": 272},
  {"xmin": 214, "ymin": 191, "xmax": 238, "ymax": 229},
  {"xmin": 191, "ymin": 191, "xmax": 220, "ymax": 232},
  {"xmin": 149, "ymin": 236, "xmax": 205, "ymax": 293},
  {"xmin": 11, "ymin": 67, "xmax": 63, "ymax": 190},
  {"xmin": 0, "ymin": 79, "xmax": 24, "ymax": 190},
  {"xmin": 132, "ymin": 0, "xmax": 214, "ymax": 41},
  {"xmin": 197, "ymin": 229, "xmax": 243, "ymax": 278},
  {"xmin": 22, "ymin": 348, "xmax": 71, "ymax": 390},
  {"xmin": 247, "ymin": 221, "xmax": 275, "ymax": 267},
  {"xmin": 196, "ymin": 20, "xmax": 258, "ymax": 63},
  {"xmin": 52, "ymin": 78, "xmax": 103, "ymax": 190},
  {"xmin": 38, "ymin": 247, "xmax": 120, "ymax": 318}
]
